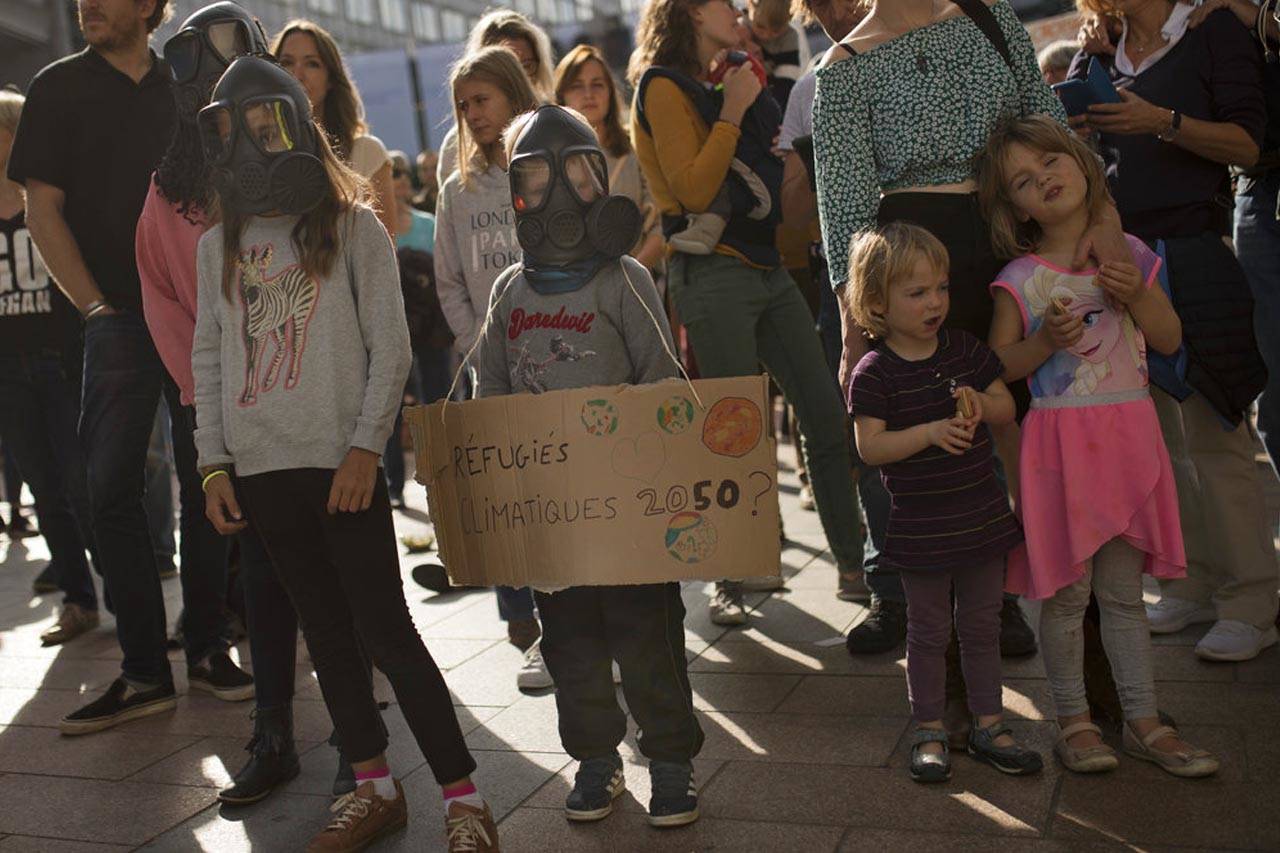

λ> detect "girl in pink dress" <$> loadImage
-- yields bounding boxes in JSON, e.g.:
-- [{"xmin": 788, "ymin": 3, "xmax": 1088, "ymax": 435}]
[{"xmin": 977, "ymin": 116, "xmax": 1217, "ymax": 778}]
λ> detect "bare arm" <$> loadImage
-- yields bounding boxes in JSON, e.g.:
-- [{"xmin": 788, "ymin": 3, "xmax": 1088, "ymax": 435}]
[
  {"xmin": 781, "ymin": 151, "xmax": 817, "ymax": 228},
  {"xmin": 634, "ymin": 232, "xmax": 665, "ymax": 270},
  {"xmin": 854, "ymin": 413, "xmax": 975, "ymax": 465},
  {"xmin": 24, "ymin": 179, "xmax": 108, "ymax": 314},
  {"xmin": 369, "ymin": 162, "xmax": 398, "ymax": 239},
  {"xmin": 974, "ymin": 377, "xmax": 1016, "ymax": 427},
  {"xmin": 989, "ymin": 289, "xmax": 1070, "ymax": 382}
]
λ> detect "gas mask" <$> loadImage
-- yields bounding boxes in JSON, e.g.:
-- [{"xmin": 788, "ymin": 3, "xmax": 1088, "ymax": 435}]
[
  {"xmin": 197, "ymin": 56, "xmax": 327, "ymax": 217},
  {"xmin": 163, "ymin": 1, "xmax": 268, "ymax": 122},
  {"xmin": 509, "ymin": 105, "xmax": 642, "ymax": 269}
]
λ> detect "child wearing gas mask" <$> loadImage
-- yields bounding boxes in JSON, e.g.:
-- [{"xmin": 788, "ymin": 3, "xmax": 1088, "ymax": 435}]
[
  {"xmin": 191, "ymin": 56, "xmax": 499, "ymax": 853},
  {"xmin": 475, "ymin": 105, "xmax": 705, "ymax": 829}
]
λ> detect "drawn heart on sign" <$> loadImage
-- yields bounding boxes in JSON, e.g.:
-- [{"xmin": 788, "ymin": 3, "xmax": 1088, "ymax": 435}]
[{"xmin": 611, "ymin": 431, "xmax": 667, "ymax": 484}]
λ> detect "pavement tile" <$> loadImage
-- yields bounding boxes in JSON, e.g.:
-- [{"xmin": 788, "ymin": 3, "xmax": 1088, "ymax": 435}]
[
  {"xmin": 690, "ymin": 636, "xmax": 906, "ymax": 677},
  {"xmin": 111, "ymin": 691, "xmax": 336, "ymax": 742},
  {"xmin": 1149, "ymin": 645, "xmax": 1234, "ymax": 683},
  {"xmin": 139, "ymin": 794, "xmax": 329, "ymax": 851},
  {"xmin": 0, "ymin": 687, "xmax": 107, "ymax": 729},
  {"xmin": 0, "ymin": 837, "xmax": 132, "ymax": 852},
  {"xmin": 494, "ymin": 807, "xmax": 847, "ymax": 852},
  {"xmin": 742, "ymin": 590, "xmax": 866, "ymax": 642},
  {"xmin": 0, "ymin": 774, "xmax": 217, "ymax": 845},
  {"xmin": 0, "ymin": 723, "xmax": 197, "ymax": 781},
  {"xmin": 696, "ymin": 712, "xmax": 907, "ymax": 766},
  {"xmin": 688, "ymin": 672, "xmax": 801, "ymax": 712},
  {"xmin": 776, "ymin": 675, "xmax": 910, "ymax": 717},
  {"xmin": 835, "ymin": 829, "xmax": 1144, "ymax": 852},
  {"xmin": 701, "ymin": 761, "xmax": 1055, "ymax": 837},
  {"xmin": 1233, "ymin": 644, "xmax": 1280, "ymax": 683},
  {"xmin": 125, "ymin": 735, "xmax": 324, "ymax": 788},
  {"xmin": 441, "ymin": 640, "xmax": 534, "ymax": 708},
  {"xmin": 1051, "ymin": 777, "xmax": 1280, "ymax": 849},
  {"xmin": 466, "ymin": 693, "xmax": 564, "ymax": 754},
  {"xmin": 0, "ymin": 656, "xmax": 124, "ymax": 692},
  {"xmin": 418, "ymin": 597, "xmax": 509, "ymax": 640}
]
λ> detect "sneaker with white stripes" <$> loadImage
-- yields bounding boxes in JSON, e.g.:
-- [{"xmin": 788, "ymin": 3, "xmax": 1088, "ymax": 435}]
[
  {"xmin": 647, "ymin": 760, "xmax": 698, "ymax": 828},
  {"xmin": 565, "ymin": 754, "xmax": 625, "ymax": 821}
]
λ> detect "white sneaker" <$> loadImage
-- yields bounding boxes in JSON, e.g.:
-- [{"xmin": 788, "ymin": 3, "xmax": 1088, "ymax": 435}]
[
  {"xmin": 798, "ymin": 483, "xmax": 816, "ymax": 512},
  {"xmin": 709, "ymin": 590, "xmax": 747, "ymax": 626},
  {"xmin": 611, "ymin": 661, "xmax": 622, "ymax": 684},
  {"xmin": 1146, "ymin": 597, "xmax": 1216, "ymax": 634},
  {"xmin": 1194, "ymin": 620, "xmax": 1279, "ymax": 662},
  {"xmin": 517, "ymin": 642, "xmax": 555, "ymax": 690}
]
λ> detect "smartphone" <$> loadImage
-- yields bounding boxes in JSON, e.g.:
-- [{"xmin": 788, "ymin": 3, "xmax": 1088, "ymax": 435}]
[{"xmin": 1052, "ymin": 56, "xmax": 1122, "ymax": 116}]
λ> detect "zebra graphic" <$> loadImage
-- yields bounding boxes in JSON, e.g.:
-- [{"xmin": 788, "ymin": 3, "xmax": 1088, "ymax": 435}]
[{"xmin": 235, "ymin": 244, "xmax": 319, "ymax": 406}]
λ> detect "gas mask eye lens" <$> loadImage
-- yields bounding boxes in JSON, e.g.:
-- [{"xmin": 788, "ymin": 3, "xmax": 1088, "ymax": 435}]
[
  {"xmin": 242, "ymin": 100, "xmax": 296, "ymax": 154},
  {"xmin": 511, "ymin": 157, "xmax": 552, "ymax": 212},
  {"xmin": 564, "ymin": 152, "xmax": 607, "ymax": 204},
  {"xmin": 164, "ymin": 31, "xmax": 202, "ymax": 83},
  {"xmin": 207, "ymin": 20, "xmax": 250, "ymax": 63}
]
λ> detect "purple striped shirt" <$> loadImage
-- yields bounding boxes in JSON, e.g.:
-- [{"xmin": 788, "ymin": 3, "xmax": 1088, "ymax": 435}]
[{"xmin": 849, "ymin": 330, "xmax": 1022, "ymax": 571}]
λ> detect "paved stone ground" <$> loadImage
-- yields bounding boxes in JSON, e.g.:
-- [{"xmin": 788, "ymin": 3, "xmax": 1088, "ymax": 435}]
[{"xmin": 0, "ymin": 443, "xmax": 1277, "ymax": 852}]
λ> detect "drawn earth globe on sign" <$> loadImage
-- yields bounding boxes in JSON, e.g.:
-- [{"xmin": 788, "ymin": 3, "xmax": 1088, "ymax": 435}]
[
  {"xmin": 701, "ymin": 397, "xmax": 763, "ymax": 457},
  {"xmin": 665, "ymin": 511, "xmax": 718, "ymax": 563},
  {"xmin": 656, "ymin": 395, "xmax": 696, "ymax": 435},
  {"xmin": 580, "ymin": 398, "xmax": 620, "ymax": 436}
]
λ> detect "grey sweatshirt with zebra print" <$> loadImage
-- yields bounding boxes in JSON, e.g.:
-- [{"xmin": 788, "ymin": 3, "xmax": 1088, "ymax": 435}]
[{"xmin": 193, "ymin": 206, "xmax": 411, "ymax": 476}]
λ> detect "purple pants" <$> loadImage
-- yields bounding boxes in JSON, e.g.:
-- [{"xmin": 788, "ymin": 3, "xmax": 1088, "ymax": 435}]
[{"xmin": 900, "ymin": 558, "xmax": 1005, "ymax": 722}]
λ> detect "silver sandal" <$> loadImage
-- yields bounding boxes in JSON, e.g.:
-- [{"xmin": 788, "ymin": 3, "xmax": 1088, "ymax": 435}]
[
  {"xmin": 1054, "ymin": 721, "xmax": 1118, "ymax": 774},
  {"xmin": 1122, "ymin": 723, "xmax": 1219, "ymax": 778}
]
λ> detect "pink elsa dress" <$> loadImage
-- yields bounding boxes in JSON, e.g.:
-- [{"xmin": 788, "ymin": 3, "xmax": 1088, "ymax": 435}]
[{"xmin": 992, "ymin": 235, "xmax": 1185, "ymax": 600}]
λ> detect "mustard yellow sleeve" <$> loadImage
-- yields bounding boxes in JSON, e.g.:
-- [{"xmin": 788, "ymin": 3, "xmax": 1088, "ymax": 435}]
[{"xmin": 643, "ymin": 77, "xmax": 741, "ymax": 214}]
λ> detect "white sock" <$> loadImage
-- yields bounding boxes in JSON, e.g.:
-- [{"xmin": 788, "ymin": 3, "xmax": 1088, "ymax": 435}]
[
  {"xmin": 443, "ymin": 781, "xmax": 484, "ymax": 809},
  {"xmin": 355, "ymin": 768, "xmax": 398, "ymax": 800}
]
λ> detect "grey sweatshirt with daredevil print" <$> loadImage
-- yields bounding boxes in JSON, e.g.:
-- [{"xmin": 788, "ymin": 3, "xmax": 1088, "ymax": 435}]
[{"xmin": 192, "ymin": 206, "xmax": 411, "ymax": 476}]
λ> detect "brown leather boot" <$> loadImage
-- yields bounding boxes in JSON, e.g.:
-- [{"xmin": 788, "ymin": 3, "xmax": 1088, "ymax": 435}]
[
  {"xmin": 445, "ymin": 800, "xmax": 499, "ymax": 852},
  {"xmin": 305, "ymin": 780, "xmax": 407, "ymax": 852}
]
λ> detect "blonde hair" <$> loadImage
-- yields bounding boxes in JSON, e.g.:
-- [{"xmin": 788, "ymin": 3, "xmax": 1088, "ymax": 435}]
[
  {"xmin": 553, "ymin": 45, "xmax": 631, "ymax": 158},
  {"xmin": 751, "ymin": 0, "xmax": 793, "ymax": 32},
  {"xmin": 466, "ymin": 10, "xmax": 556, "ymax": 101},
  {"xmin": 845, "ymin": 223, "xmax": 949, "ymax": 339},
  {"xmin": 450, "ymin": 46, "xmax": 539, "ymax": 190},
  {"xmin": 0, "ymin": 88, "xmax": 23, "ymax": 135},
  {"xmin": 271, "ymin": 20, "xmax": 369, "ymax": 162},
  {"xmin": 1037, "ymin": 39, "xmax": 1079, "ymax": 75},
  {"xmin": 976, "ymin": 115, "xmax": 1111, "ymax": 260},
  {"xmin": 502, "ymin": 106, "xmax": 596, "ymax": 168}
]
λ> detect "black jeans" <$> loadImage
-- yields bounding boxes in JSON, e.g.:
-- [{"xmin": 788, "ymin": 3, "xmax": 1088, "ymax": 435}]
[
  {"xmin": 0, "ymin": 350, "xmax": 98, "ymax": 610},
  {"xmin": 80, "ymin": 311, "xmax": 227, "ymax": 685},
  {"xmin": 238, "ymin": 523, "xmax": 297, "ymax": 710},
  {"xmin": 534, "ymin": 583, "xmax": 704, "ymax": 764},
  {"xmin": 237, "ymin": 468, "xmax": 475, "ymax": 784}
]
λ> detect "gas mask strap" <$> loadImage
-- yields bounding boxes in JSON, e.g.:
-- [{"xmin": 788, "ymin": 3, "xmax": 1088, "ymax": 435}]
[{"xmin": 617, "ymin": 259, "xmax": 704, "ymax": 411}]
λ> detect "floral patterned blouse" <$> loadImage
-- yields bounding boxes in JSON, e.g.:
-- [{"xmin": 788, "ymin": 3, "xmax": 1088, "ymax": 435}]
[{"xmin": 813, "ymin": 0, "xmax": 1066, "ymax": 290}]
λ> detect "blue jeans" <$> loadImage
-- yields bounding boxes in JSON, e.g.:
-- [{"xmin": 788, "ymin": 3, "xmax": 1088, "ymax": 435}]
[
  {"xmin": 0, "ymin": 350, "xmax": 98, "ymax": 610},
  {"xmin": 81, "ymin": 311, "xmax": 227, "ymax": 685},
  {"xmin": 1235, "ymin": 172, "xmax": 1280, "ymax": 476}
]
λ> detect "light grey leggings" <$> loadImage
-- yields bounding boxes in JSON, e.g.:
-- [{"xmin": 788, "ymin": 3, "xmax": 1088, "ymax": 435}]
[{"xmin": 1039, "ymin": 538, "xmax": 1159, "ymax": 721}]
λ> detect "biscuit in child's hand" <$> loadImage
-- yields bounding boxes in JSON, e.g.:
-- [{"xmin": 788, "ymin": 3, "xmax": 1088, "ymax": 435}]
[
  {"xmin": 1051, "ymin": 296, "xmax": 1071, "ymax": 315},
  {"xmin": 956, "ymin": 386, "xmax": 975, "ymax": 419}
]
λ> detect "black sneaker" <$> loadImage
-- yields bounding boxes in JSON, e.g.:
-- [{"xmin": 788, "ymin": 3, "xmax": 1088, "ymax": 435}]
[
  {"xmin": 846, "ymin": 598, "xmax": 907, "ymax": 655},
  {"xmin": 647, "ymin": 761, "xmax": 698, "ymax": 828},
  {"xmin": 968, "ymin": 721, "xmax": 1043, "ymax": 776},
  {"xmin": 565, "ymin": 754, "xmax": 625, "ymax": 822},
  {"xmin": 999, "ymin": 597, "xmax": 1038, "ymax": 658},
  {"xmin": 32, "ymin": 562, "xmax": 60, "ymax": 594},
  {"xmin": 188, "ymin": 651, "xmax": 255, "ymax": 702},
  {"xmin": 412, "ymin": 561, "xmax": 452, "ymax": 593},
  {"xmin": 60, "ymin": 677, "xmax": 176, "ymax": 735}
]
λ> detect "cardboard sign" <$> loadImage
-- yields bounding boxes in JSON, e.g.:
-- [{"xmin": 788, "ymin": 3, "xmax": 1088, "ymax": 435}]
[{"xmin": 406, "ymin": 376, "xmax": 781, "ymax": 588}]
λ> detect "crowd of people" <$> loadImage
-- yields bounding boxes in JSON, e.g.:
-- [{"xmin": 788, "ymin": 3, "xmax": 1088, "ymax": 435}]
[{"xmin": 1, "ymin": 0, "xmax": 1277, "ymax": 849}]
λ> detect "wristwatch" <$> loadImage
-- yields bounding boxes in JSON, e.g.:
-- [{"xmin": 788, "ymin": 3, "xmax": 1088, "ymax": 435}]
[{"xmin": 1157, "ymin": 109, "xmax": 1182, "ymax": 142}]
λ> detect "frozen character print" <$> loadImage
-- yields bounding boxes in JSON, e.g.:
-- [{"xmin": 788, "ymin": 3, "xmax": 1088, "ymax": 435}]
[
  {"xmin": 1022, "ymin": 267, "xmax": 1146, "ymax": 398},
  {"xmin": 509, "ymin": 334, "xmax": 597, "ymax": 393},
  {"xmin": 237, "ymin": 244, "xmax": 319, "ymax": 406}
]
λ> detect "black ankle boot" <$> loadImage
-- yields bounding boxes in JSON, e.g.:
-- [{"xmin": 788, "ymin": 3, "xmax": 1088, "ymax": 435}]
[{"xmin": 219, "ymin": 705, "xmax": 300, "ymax": 805}]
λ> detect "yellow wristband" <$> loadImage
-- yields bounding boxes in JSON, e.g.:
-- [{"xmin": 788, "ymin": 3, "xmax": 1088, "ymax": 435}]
[{"xmin": 201, "ymin": 469, "xmax": 229, "ymax": 493}]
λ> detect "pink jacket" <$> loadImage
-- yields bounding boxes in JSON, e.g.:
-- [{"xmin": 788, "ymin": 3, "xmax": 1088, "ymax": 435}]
[{"xmin": 135, "ymin": 177, "xmax": 209, "ymax": 406}]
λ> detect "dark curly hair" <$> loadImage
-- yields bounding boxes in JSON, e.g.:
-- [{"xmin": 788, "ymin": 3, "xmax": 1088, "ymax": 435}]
[
  {"xmin": 627, "ymin": 0, "xmax": 714, "ymax": 87},
  {"xmin": 154, "ymin": 114, "xmax": 212, "ymax": 226}
]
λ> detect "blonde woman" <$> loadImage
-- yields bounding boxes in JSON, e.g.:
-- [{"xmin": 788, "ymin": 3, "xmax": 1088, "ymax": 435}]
[
  {"xmin": 273, "ymin": 19, "xmax": 397, "ymax": 238},
  {"xmin": 436, "ymin": 10, "xmax": 555, "ymax": 185},
  {"xmin": 433, "ymin": 47, "xmax": 547, "ymax": 688},
  {"xmin": 554, "ymin": 44, "xmax": 664, "ymax": 271}
]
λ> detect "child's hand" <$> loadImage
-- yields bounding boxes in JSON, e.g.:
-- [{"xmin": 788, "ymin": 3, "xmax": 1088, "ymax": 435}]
[
  {"xmin": 927, "ymin": 417, "xmax": 975, "ymax": 456},
  {"xmin": 328, "ymin": 447, "xmax": 380, "ymax": 514},
  {"xmin": 204, "ymin": 474, "xmax": 248, "ymax": 535},
  {"xmin": 1096, "ymin": 261, "xmax": 1145, "ymax": 306},
  {"xmin": 1038, "ymin": 297, "xmax": 1084, "ymax": 350}
]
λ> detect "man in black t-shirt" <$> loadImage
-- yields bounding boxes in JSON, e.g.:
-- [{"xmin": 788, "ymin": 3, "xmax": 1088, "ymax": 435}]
[
  {"xmin": 0, "ymin": 89, "xmax": 100, "ymax": 644},
  {"xmin": 8, "ymin": 0, "xmax": 251, "ymax": 734}
]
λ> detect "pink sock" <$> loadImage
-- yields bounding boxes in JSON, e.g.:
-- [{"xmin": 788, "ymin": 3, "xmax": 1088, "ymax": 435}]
[
  {"xmin": 443, "ymin": 780, "xmax": 482, "ymax": 808},
  {"xmin": 355, "ymin": 766, "xmax": 396, "ymax": 799}
]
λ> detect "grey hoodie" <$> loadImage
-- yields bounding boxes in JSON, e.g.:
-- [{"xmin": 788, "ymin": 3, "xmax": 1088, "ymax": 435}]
[
  {"xmin": 433, "ymin": 163, "xmax": 522, "ymax": 360},
  {"xmin": 193, "ymin": 206, "xmax": 411, "ymax": 476}
]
